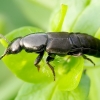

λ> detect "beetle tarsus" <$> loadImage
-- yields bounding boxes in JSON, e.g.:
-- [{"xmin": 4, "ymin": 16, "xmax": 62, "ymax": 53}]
[
  {"xmin": 82, "ymin": 55, "xmax": 95, "ymax": 66},
  {"xmin": 34, "ymin": 51, "xmax": 44, "ymax": 71}
]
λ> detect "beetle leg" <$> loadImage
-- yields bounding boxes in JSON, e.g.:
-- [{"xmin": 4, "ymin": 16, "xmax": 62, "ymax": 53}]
[
  {"xmin": 46, "ymin": 53, "xmax": 56, "ymax": 81},
  {"xmin": 34, "ymin": 51, "xmax": 44, "ymax": 71},
  {"xmin": 82, "ymin": 55, "xmax": 95, "ymax": 66},
  {"xmin": 71, "ymin": 52, "xmax": 95, "ymax": 66}
]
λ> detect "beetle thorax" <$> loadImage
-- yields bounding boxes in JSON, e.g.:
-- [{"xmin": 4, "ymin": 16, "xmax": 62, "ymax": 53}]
[{"xmin": 20, "ymin": 34, "xmax": 48, "ymax": 53}]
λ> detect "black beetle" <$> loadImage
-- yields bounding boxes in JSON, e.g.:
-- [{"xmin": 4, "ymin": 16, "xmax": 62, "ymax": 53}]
[{"xmin": 0, "ymin": 32, "xmax": 99, "ymax": 80}]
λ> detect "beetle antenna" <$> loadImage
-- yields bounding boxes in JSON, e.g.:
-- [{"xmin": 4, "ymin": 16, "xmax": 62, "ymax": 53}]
[
  {"xmin": 0, "ymin": 34, "xmax": 10, "ymax": 43},
  {"xmin": 0, "ymin": 50, "xmax": 7, "ymax": 60}
]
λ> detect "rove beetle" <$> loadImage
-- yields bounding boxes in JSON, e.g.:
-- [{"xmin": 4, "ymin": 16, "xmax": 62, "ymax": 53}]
[{"xmin": 0, "ymin": 32, "xmax": 99, "ymax": 80}]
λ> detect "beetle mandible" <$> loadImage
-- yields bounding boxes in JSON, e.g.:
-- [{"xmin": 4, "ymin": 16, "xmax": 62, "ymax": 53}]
[{"xmin": 0, "ymin": 32, "xmax": 99, "ymax": 80}]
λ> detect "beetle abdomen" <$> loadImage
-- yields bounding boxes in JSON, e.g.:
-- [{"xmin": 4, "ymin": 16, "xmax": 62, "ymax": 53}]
[{"xmin": 68, "ymin": 33, "xmax": 100, "ymax": 57}]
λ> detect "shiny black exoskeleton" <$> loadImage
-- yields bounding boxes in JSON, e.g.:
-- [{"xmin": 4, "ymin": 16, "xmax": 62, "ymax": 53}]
[{"xmin": 0, "ymin": 32, "xmax": 100, "ymax": 80}]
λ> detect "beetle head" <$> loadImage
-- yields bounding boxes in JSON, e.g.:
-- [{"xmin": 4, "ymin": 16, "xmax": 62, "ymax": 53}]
[{"xmin": 0, "ymin": 37, "xmax": 22, "ymax": 59}]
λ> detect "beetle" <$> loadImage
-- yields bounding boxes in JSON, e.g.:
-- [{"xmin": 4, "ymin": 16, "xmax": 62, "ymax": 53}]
[{"xmin": 0, "ymin": 32, "xmax": 99, "ymax": 80}]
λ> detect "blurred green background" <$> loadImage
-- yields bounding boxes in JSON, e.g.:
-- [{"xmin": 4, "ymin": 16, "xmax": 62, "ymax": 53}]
[{"xmin": 1, "ymin": 0, "xmax": 100, "ymax": 100}]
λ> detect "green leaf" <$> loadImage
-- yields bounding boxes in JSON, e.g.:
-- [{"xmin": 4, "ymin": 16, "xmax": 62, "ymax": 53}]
[
  {"xmin": 57, "ymin": 57, "xmax": 84, "ymax": 91},
  {"xmin": 50, "ymin": 4, "xmax": 68, "ymax": 31},
  {"xmin": 88, "ymin": 67, "xmax": 100, "ymax": 100},
  {"xmin": 72, "ymin": 0, "xmax": 100, "ymax": 35},
  {"xmin": 15, "ymin": 74, "xmax": 90, "ymax": 100}
]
